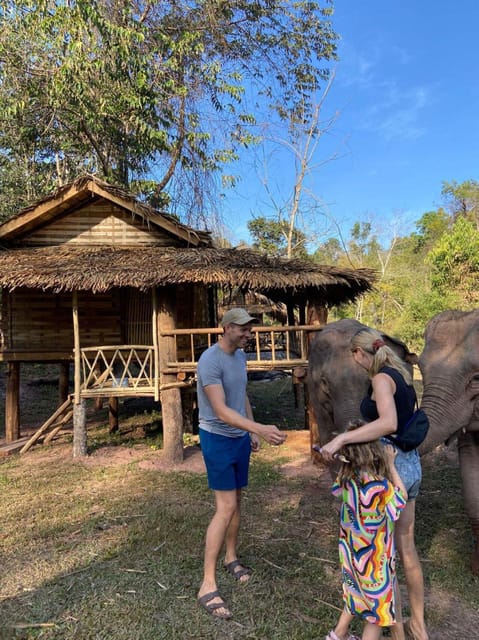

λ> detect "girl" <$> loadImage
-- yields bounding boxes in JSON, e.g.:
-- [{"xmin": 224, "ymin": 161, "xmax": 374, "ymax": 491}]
[{"xmin": 325, "ymin": 421, "xmax": 406, "ymax": 640}]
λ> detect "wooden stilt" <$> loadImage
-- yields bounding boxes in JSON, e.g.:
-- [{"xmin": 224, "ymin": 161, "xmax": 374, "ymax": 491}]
[
  {"xmin": 109, "ymin": 397, "xmax": 119, "ymax": 433},
  {"xmin": 5, "ymin": 362, "xmax": 20, "ymax": 442},
  {"xmin": 59, "ymin": 362, "xmax": 70, "ymax": 405},
  {"xmin": 73, "ymin": 400, "xmax": 87, "ymax": 457},
  {"xmin": 158, "ymin": 289, "xmax": 183, "ymax": 463}
]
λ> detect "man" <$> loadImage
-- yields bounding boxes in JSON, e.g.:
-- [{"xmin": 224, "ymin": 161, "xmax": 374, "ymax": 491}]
[{"xmin": 196, "ymin": 308, "xmax": 287, "ymax": 619}]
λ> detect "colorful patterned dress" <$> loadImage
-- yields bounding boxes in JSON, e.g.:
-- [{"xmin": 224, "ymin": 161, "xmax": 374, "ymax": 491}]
[{"xmin": 332, "ymin": 473, "xmax": 406, "ymax": 626}]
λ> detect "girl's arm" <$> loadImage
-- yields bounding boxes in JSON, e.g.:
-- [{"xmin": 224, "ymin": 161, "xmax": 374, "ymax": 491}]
[{"xmin": 320, "ymin": 373, "xmax": 398, "ymax": 461}]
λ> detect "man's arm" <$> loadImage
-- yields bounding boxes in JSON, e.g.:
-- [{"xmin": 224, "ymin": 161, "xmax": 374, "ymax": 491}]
[{"xmin": 203, "ymin": 384, "xmax": 286, "ymax": 446}]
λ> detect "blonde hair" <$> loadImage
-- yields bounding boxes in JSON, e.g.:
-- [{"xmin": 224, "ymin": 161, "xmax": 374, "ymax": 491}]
[
  {"xmin": 337, "ymin": 420, "xmax": 393, "ymax": 485},
  {"xmin": 351, "ymin": 327, "xmax": 412, "ymax": 385}
]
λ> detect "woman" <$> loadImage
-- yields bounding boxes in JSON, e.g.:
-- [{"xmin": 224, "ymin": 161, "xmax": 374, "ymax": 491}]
[{"xmin": 320, "ymin": 327, "xmax": 429, "ymax": 640}]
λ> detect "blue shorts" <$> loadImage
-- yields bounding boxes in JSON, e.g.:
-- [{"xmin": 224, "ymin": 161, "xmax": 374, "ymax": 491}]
[
  {"xmin": 381, "ymin": 438, "xmax": 422, "ymax": 500},
  {"xmin": 199, "ymin": 429, "xmax": 251, "ymax": 491}
]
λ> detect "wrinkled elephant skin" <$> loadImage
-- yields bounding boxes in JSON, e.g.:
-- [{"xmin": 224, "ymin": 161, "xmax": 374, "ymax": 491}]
[{"xmin": 418, "ymin": 309, "xmax": 479, "ymax": 574}]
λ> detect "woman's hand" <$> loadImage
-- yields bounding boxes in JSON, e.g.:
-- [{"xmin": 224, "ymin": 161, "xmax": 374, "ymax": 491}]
[{"xmin": 318, "ymin": 434, "xmax": 346, "ymax": 462}]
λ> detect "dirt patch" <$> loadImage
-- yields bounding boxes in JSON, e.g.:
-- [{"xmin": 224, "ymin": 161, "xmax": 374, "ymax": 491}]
[{"xmin": 13, "ymin": 429, "xmax": 324, "ymax": 477}]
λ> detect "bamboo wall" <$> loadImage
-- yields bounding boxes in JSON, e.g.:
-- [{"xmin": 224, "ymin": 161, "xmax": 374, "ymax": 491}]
[
  {"xmin": 1, "ymin": 288, "xmax": 122, "ymax": 359},
  {"xmin": 0, "ymin": 284, "xmax": 214, "ymax": 362},
  {"xmin": 24, "ymin": 200, "xmax": 183, "ymax": 247}
]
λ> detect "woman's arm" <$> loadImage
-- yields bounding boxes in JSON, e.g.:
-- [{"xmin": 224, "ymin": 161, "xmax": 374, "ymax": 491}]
[{"xmin": 320, "ymin": 373, "xmax": 398, "ymax": 461}]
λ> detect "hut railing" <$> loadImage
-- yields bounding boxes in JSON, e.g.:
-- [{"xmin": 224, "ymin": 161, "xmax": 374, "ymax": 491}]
[
  {"xmin": 76, "ymin": 326, "xmax": 323, "ymax": 397},
  {"xmin": 80, "ymin": 346, "xmax": 156, "ymax": 396},
  {"xmin": 160, "ymin": 325, "xmax": 322, "ymax": 372}
]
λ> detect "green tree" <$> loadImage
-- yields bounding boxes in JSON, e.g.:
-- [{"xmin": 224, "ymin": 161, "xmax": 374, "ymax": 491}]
[
  {"xmin": 247, "ymin": 217, "xmax": 309, "ymax": 259},
  {"xmin": 0, "ymin": 0, "xmax": 338, "ymax": 223},
  {"xmin": 441, "ymin": 179, "xmax": 479, "ymax": 229},
  {"xmin": 427, "ymin": 217, "xmax": 479, "ymax": 308}
]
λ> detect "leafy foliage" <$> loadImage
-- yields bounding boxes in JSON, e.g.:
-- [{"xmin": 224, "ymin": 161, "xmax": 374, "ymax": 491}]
[
  {"xmin": 312, "ymin": 179, "xmax": 479, "ymax": 350},
  {"xmin": 427, "ymin": 217, "xmax": 479, "ymax": 308},
  {"xmin": 0, "ymin": 0, "xmax": 338, "ymax": 222},
  {"xmin": 248, "ymin": 216, "xmax": 309, "ymax": 258}
]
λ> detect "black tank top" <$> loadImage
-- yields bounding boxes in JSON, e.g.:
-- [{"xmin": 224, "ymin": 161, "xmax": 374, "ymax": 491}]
[{"xmin": 360, "ymin": 365, "xmax": 416, "ymax": 432}]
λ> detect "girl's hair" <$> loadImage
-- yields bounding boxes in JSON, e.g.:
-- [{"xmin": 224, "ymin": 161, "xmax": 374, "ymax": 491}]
[
  {"xmin": 351, "ymin": 327, "xmax": 412, "ymax": 385},
  {"xmin": 337, "ymin": 420, "xmax": 393, "ymax": 484}
]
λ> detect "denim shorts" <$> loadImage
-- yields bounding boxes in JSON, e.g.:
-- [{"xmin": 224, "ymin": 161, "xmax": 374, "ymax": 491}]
[
  {"xmin": 381, "ymin": 438, "xmax": 422, "ymax": 500},
  {"xmin": 199, "ymin": 429, "xmax": 251, "ymax": 491}
]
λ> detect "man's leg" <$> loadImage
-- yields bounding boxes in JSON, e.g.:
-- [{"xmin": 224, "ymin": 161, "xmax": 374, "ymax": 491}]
[
  {"xmin": 393, "ymin": 500, "xmax": 428, "ymax": 640},
  {"xmin": 198, "ymin": 488, "xmax": 238, "ymax": 616},
  {"xmin": 223, "ymin": 489, "xmax": 250, "ymax": 582}
]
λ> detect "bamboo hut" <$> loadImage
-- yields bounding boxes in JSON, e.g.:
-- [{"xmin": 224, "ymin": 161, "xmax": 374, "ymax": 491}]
[{"xmin": 0, "ymin": 175, "xmax": 375, "ymax": 461}]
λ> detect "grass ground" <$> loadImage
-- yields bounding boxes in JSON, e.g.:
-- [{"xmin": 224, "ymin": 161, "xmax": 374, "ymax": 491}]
[{"xmin": 0, "ymin": 366, "xmax": 478, "ymax": 639}]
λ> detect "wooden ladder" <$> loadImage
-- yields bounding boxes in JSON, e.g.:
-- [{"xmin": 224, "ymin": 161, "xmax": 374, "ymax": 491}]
[{"xmin": 19, "ymin": 396, "xmax": 74, "ymax": 454}]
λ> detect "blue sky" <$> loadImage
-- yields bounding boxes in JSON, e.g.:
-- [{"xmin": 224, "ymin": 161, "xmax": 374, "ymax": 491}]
[{"xmin": 222, "ymin": 0, "xmax": 479, "ymax": 248}]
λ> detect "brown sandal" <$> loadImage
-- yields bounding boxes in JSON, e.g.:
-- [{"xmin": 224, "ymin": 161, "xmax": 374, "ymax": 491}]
[
  {"xmin": 197, "ymin": 590, "xmax": 232, "ymax": 619},
  {"xmin": 224, "ymin": 559, "xmax": 252, "ymax": 581}
]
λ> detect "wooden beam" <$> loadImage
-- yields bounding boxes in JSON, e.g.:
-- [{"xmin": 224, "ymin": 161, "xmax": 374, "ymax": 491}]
[
  {"xmin": 72, "ymin": 291, "xmax": 81, "ymax": 405},
  {"xmin": 5, "ymin": 362, "xmax": 20, "ymax": 442},
  {"xmin": 158, "ymin": 288, "xmax": 183, "ymax": 464},
  {"xmin": 59, "ymin": 362, "xmax": 70, "ymax": 404},
  {"xmin": 73, "ymin": 399, "xmax": 87, "ymax": 457},
  {"xmin": 20, "ymin": 397, "xmax": 72, "ymax": 453},
  {"xmin": 152, "ymin": 288, "xmax": 159, "ymax": 402},
  {"xmin": 0, "ymin": 183, "xmax": 85, "ymax": 240}
]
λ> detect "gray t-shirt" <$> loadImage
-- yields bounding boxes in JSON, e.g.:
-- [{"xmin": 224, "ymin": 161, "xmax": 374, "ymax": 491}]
[{"xmin": 197, "ymin": 342, "xmax": 248, "ymax": 438}]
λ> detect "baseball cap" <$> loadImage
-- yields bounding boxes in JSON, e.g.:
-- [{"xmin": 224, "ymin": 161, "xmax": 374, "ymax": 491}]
[{"xmin": 220, "ymin": 308, "xmax": 259, "ymax": 327}]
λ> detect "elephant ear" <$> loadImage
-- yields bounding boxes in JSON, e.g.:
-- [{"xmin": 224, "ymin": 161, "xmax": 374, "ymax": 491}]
[{"xmin": 381, "ymin": 332, "xmax": 418, "ymax": 365}]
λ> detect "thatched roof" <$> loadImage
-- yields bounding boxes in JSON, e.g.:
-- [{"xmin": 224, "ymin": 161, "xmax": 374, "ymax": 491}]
[
  {"xmin": 0, "ymin": 245, "xmax": 375, "ymax": 305},
  {"xmin": 0, "ymin": 174, "xmax": 212, "ymax": 247}
]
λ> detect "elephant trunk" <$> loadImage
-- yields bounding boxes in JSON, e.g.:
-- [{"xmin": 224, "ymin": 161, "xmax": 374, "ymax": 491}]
[{"xmin": 419, "ymin": 382, "xmax": 468, "ymax": 454}]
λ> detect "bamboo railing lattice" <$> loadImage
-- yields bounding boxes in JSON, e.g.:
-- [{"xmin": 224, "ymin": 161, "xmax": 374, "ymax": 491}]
[{"xmin": 80, "ymin": 346, "xmax": 156, "ymax": 396}]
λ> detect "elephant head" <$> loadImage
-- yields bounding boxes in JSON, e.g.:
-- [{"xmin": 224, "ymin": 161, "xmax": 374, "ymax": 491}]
[
  {"xmin": 418, "ymin": 309, "xmax": 479, "ymax": 452},
  {"xmin": 308, "ymin": 318, "xmax": 416, "ymax": 448}
]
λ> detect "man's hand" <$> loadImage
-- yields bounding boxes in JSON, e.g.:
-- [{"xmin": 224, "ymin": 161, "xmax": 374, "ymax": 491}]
[
  {"xmin": 260, "ymin": 424, "xmax": 287, "ymax": 446},
  {"xmin": 250, "ymin": 433, "xmax": 261, "ymax": 452}
]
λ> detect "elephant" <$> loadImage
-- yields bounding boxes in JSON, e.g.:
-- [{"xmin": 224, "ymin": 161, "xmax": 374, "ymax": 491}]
[
  {"xmin": 307, "ymin": 310, "xmax": 479, "ymax": 575},
  {"xmin": 418, "ymin": 309, "xmax": 479, "ymax": 574}
]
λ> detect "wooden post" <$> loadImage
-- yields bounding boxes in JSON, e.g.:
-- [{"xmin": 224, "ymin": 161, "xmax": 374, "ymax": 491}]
[
  {"xmin": 73, "ymin": 399, "xmax": 87, "ymax": 457},
  {"xmin": 305, "ymin": 300, "xmax": 325, "ymax": 459},
  {"xmin": 59, "ymin": 362, "xmax": 70, "ymax": 405},
  {"xmin": 71, "ymin": 291, "xmax": 88, "ymax": 456},
  {"xmin": 5, "ymin": 361, "xmax": 20, "ymax": 442},
  {"xmin": 72, "ymin": 291, "xmax": 81, "ymax": 405},
  {"xmin": 158, "ymin": 288, "xmax": 183, "ymax": 463},
  {"xmin": 109, "ymin": 397, "xmax": 119, "ymax": 433},
  {"xmin": 152, "ymin": 288, "xmax": 160, "ymax": 402}
]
